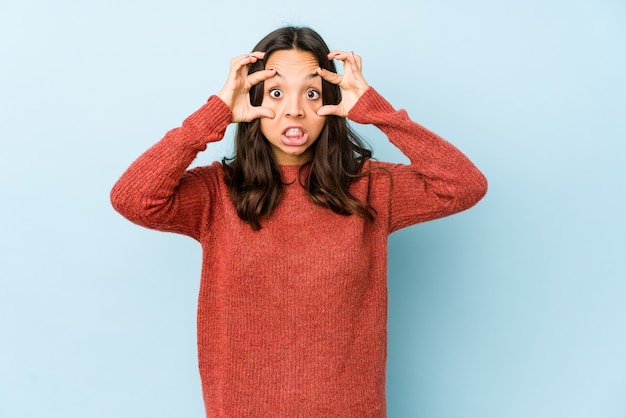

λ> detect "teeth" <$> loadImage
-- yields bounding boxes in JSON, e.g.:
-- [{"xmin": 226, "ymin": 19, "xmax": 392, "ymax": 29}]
[{"xmin": 285, "ymin": 128, "xmax": 303, "ymax": 136}]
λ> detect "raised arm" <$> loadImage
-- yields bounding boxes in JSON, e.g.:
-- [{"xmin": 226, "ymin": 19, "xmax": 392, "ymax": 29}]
[
  {"xmin": 318, "ymin": 50, "xmax": 487, "ymax": 233},
  {"xmin": 110, "ymin": 97, "xmax": 232, "ymax": 239},
  {"xmin": 111, "ymin": 52, "xmax": 278, "ymax": 238},
  {"xmin": 349, "ymin": 88, "xmax": 487, "ymax": 232}
]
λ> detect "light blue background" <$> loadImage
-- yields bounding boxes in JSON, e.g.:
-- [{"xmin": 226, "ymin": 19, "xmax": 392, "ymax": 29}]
[{"xmin": 1, "ymin": 0, "xmax": 625, "ymax": 417}]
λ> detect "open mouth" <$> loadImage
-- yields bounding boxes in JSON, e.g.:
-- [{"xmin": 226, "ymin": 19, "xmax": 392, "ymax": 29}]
[{"xmin": 281, "ymin": 127, "xmax": 308, "ymax": 146}]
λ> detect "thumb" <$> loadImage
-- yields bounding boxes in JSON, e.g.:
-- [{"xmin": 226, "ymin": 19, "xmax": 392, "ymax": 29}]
[
  {"xmin": 317, "ymin": 104, "xmax": 344, "ymax": 117},
  {"xmin": 252, "ymin": 106, "xmax": 276, "ymax": 120}
]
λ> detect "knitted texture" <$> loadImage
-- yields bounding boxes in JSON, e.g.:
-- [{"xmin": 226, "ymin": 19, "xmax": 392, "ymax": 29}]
[{"xmin": 111, "ymin": 88, "xmax": 487, "ymax": 417}]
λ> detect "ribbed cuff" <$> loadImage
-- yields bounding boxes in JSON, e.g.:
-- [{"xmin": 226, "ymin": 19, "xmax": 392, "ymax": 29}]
[
  {"xmin": 347, "ymin": 87, "xmax": 396, "ymax": 125},
  {"xmin": 181, "ymin": 95, "xmax": 233, "ymax": 147}
]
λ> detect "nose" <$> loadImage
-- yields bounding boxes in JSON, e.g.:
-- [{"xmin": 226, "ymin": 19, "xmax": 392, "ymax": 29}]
[{"xmin": 284, "ymin": 95, "xmax": 304, "ymax": 118}]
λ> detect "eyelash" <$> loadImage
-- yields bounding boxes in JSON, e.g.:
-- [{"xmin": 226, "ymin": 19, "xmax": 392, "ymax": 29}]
[{"xmin": 267, "ymin": 88, "xmax": 321, "ymax": 100}]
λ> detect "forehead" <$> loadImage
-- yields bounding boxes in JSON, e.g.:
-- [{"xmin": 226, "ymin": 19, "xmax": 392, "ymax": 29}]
[{"xmin": 265, "ymin": 49, "xmax": 319, "ymax": 74}]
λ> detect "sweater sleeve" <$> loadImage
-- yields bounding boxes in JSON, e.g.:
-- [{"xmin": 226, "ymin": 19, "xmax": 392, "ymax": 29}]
[
  {"xmin": 348, "ymin": 88, "xmax": 488, "ymax": 233},
  {"xmin": 110, "ymin": 96, "xmax": 232, "ymax": 240}
]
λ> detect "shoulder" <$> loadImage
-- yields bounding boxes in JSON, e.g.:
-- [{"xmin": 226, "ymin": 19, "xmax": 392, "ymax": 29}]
[
  {"xmin": 188, "ymin": 160, "xmax": 225, "ymax": 177},
  {"xmin": 356, "ymin": 158, "xmax": 420, "ymax": 197},
  {"xmin": 362, "ymin": 158, "xmax": 400, "ymax": 180},
  {"xmin": 350, "ymin": 158, "xmax": 395, "ymax": 194},
  {"xmin": 185, "ymin": 161, "xmax": 227, "ymax": 191}
]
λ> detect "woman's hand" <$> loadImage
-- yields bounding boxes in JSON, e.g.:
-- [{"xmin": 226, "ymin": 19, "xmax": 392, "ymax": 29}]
[
  {"xmin": 316, "ymin": 51, "xmax": 370, "ymax": 117},
  {"xmin": 217, "ymin": 52, "xmax": 277, "ymax": 122}
]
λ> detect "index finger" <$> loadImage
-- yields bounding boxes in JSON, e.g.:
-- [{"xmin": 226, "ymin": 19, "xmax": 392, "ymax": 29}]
[
  {"xmin": 316, "ymin": 67, "xmax": 343, "ymax": 85},
  {"xmin": 329, "ymin": 50, "xmax": 362, "ymax": 71},
  {"xmin": 327, "ymin": 50, "xmax": 347, "ymax": 59},
  {"xmin": 247, "ymin": 68, "xmax": 277, "ymax": 86}
]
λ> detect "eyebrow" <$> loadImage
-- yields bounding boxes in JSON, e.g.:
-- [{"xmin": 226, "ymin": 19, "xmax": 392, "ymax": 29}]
[{"xmin": 274, "ymin": 71, "xmax": 320, "ymax": 80}]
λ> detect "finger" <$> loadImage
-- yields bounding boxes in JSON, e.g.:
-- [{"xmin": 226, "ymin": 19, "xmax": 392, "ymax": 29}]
[
  {"xmin": 235, "ymin": 106, "xmax": 275, "ymax": 123},
  {"xmin": 249, "ymin": 51, "xmax": 266, "ymax": 59},
  {"xmin": 238, "ymin": 54, "xmax": 258, "ymax": 67},
  {"xmin": 337, "ymin": 51, "xmax": 359, "ymax": 73},
  {"xmin": 317, "ymin": 104, "xmax": 345, "ymax": 117},
  {"xmin": 231, "ymin": 51, "xmax": 266, "ymax": 70},
  {"xmin": 347, "ymin": 51, "xmax": 363, "ymax": 71},
  {"xmin": 316, "ymin": 67, "xmax": 343, "ymax": 85},
  {"xmin": 248, "ymin": 68, "xmax": 276, "ymax": 86},
  {"xmin": 243, "ymin": 106, "xmax": 275, "ymax": 121},
  {"xmin": 327, "ymin": 50, "xmax": 348, "ymax": 60},
  {"xmin": 254, "ymin": 106, "xmax": 276, "ymax": 120},
  {"xmin": 328, "ymin": 51, "xmax": 362, "ymax": 71},
  {"xmin": 231, "ymin": 53, "xmax": 252, "ymax": 67}
]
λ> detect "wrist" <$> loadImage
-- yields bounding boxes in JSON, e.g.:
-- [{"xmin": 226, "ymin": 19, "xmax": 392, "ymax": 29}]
[{"xmin": 216, "ymin": 90, "xmax": 232, "ymax": 109}]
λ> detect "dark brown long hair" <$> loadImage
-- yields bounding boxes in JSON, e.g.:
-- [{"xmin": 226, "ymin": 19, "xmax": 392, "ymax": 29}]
[{"xmin": 222, "ymin": 26, "xmax": 375, "ymax": 230}]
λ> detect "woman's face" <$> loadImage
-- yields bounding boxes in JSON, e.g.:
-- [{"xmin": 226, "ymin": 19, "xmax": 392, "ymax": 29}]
[{"xmin": 260, "ymin": 49, "xmax": 326, "ymax": 165}]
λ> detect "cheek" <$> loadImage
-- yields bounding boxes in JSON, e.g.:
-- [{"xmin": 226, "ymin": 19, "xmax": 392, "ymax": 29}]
[
  {"xmin": 305, "ymin": 100, "xmax": 322, "ymax": 112},
  {"xmin": 259, "ymin": 118, "xmax": 272, "ymax": 137},
  {"xmin": 310, "ymin": 116, "xmax": 326, "ymax": 138}
]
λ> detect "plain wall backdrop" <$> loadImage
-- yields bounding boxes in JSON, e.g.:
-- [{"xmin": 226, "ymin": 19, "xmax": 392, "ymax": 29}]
[{"xmin": 1, "ymin": 0, "xmax": 625, "ymax": 417}]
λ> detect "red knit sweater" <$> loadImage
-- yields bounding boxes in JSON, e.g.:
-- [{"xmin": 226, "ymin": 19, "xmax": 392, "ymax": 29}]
[{"xmin": 111, "ymin": 88, "xmax": 487, "ymax": 417}]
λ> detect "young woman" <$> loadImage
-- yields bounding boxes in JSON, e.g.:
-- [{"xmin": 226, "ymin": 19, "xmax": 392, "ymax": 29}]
[{"xmin": 111, "ymin": 26, "xmax": 487, "ymax": 417}]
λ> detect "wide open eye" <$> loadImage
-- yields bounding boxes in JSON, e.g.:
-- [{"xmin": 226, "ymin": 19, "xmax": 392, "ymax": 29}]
[
  {"xmin": 269, "ymin": 88, "xmax": 282, "ymax": 99},
  {"xmin": 306, "ymin": 89, "xmax": 321, "ymax": 100}
]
